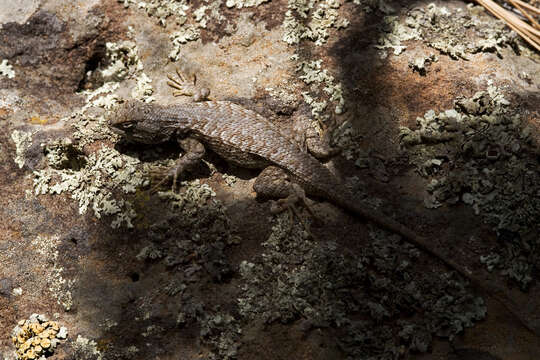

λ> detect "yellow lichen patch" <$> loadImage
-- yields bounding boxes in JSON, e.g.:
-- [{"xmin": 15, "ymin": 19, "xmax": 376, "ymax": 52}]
[
  {"xmin": 24, "ymin": 349, "xmax": 35, "ymax": 360},
  {"xmin": 30, "ymin": 323, "xmax": 44, "ymax": 333},
  {"xmin": 40, "ymin": 338, "xmax": 51, "ymax": 349},
  {"xmin": 12, "ymin": 314, "xmax": 67, "ymax": 360},
  {"xmin": 28, "ymin": 115, "xmax": 49, "ymax": 125}
]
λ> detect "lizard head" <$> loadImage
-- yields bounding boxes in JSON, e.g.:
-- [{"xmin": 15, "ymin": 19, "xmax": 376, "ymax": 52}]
[{"xmin": 109, "ymin": 100, "xmax": 175, "ymax": 144}]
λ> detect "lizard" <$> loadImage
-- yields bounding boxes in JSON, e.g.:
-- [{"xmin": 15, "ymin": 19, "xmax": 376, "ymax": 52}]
[{"xmin": 109, "ymin": 70, "xmax": 538, "ymax": 335}]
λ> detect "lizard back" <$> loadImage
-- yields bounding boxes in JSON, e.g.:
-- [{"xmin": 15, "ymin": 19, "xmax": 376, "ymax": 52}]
[{"xmin": 161, "ymin": 100, "xmax": 345, "ymax": 197}]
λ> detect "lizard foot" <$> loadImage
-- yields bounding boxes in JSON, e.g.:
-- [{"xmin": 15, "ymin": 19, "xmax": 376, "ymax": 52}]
[
  {"xmin": 148, "ymin": 138, "xmax": 206, "ymax": 194},
  {"xmin": 270, "ymin": 183, "xmax": 316, "ymax": 237},
  {"xmin": 167, "ymin": 68, "xmax": 210, "ymax": 102},
  {"xmin": 254, "ymin": 166, "xmax": 319, "ymax": 236},
  {"xmin": 147, "ymin": 167, "xmax": 181, "ymax": 194}
]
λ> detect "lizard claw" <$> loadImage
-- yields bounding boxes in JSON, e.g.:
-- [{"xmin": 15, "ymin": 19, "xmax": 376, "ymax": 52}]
[
  {"xmin": 148, "ymin": 166, "xmax": 181, "ymax": 194},
  {"xmin": 167, "ymin": 68, "xmax": 211, "ymax": 101},
  {"xmin": 148, "ymin": 168, "xmax": 172, "ymax": 194},
  {"xmin": 269, "ymin": 183, "xmax": 318, "ymax": 237}
]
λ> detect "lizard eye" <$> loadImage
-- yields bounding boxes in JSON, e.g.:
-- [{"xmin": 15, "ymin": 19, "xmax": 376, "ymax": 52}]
[{"xmin": 120, "ymin": 122, "xmax": 135, "ymax": 129}]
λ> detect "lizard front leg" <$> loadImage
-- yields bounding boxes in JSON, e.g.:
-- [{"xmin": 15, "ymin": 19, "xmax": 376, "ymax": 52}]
[
  {"xmin": 151, "ymin": 137, "xmax": 206, "ymax": 192},
  {"xmin": 167, "ymin": 68, "xmax": 210, "ymax": 102}
]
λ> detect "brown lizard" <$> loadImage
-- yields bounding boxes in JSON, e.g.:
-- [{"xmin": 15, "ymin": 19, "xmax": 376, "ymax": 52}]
[{"xmin": 109, "ymin": 71, "xmax": 538, "ymax": 335}]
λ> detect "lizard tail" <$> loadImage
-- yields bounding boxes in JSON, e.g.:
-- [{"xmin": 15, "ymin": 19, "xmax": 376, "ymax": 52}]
[{"xmin": 328, "ymin": 190, "xmax": 539, "ymax": 336}]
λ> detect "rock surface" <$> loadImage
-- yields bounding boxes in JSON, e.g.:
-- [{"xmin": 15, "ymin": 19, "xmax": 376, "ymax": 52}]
[{"xmin": 0, "ymin": 0, "xmax": 539, "ymax": 359}]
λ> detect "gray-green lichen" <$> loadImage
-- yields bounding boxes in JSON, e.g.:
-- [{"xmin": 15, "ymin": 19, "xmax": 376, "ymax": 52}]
[
  {"xmin": 351, "ymin": 0, "xmax": 396, "ymax": 14},
  {"xmin": 295, "ymin": 58, "xmax": 345, "ymax": 132},
  {"xmin": 0, "ymin": 59, "xmax": 15, "ymax": 78},
  {"xmin": 118, "ymin": 0, "xmax": 190, "ymax": 27},
  {"xmin": 118, "ymin": 0, "xmax": 229, "ymax": 61},
  {"xmin": 376, "ymin": 3, "xmax": 520, "ymax": 59},
  {"xmin": 101, "ymin": 41, "xmax": 144, "ymax": 82},
  {"xmin": 34, "ymin": 146, "xmax": 144, "ymax": 228},
  {"xmin": 281, "ymin": 0, "xmax": 350, "ymax": 137},
  {"xmin": 34, "ymin": 235, "xmax": 75, "ymax": 311},
  {"xmin": 375, "ymin": 14, "xmax": 420, "ymax": 56},
  {"xmin": 408, "ymin": 54, "xmax": 437, "ymax": 75},
  {"xmin": 400, "ymin": 83, "xmax": 539, "ymax": 289},
  {"xmin": 238, "ymin": 213, "xmax": 485, "ymax": 358},
  {"xmin": 225, "ymin": 0, "xmax": 269, "ymax": 8},
  {"xmin": 221, "ymin": 173, "xmax": 238, "ymax": 187},
  {"xmin": 32, "ymin": 41, "xmax": 153, "ymax": 228},
  {"xmin": 156, "ymin": 179, "xmax": 239, "ymax": 245},
  {"xmin": 282, "ymin": 0, "xmax": 349, "ymax": 46},
  {"xmin": 72, "ymin": 335, "xmax": 102, "ymax": 360},
  {"xmin": 132, "ymin": 178, "xmax": 240, "ymax": 358},
  {"xmin": 169, "ymin": 25, "xmax": 201, "ymax": 60},
  {"xmin": 166, "ymin": 0, "xmax": 228, "ymax": 60},
  {"xmin": 200, "ymin": 312, "xmax": 241, "ymax": 360},
  {"xmin": 11, "ymin": 130, "xmax": 34, "ymax": 169}
]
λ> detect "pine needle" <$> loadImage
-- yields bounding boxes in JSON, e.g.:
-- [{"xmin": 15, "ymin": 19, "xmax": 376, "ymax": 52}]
[{"xmin": 475, "ymin": 0, "xmax": 540, "ymax": 51}]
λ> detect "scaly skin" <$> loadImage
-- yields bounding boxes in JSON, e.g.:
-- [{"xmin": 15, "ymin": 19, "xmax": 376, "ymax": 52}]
[{"xmin": 109, "ymin": 83, "xmax": 537, "ymax": 336}]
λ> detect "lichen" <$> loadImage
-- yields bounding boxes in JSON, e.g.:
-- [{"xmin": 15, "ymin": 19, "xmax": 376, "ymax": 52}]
[
  {"xmin": 295, "ymin": 58, "xmax": 345, "ymax": 133},
  {"xmin": 72, "ymin": 335, "xmax": 102, "ymax": 360},
  {"xmin": 12, "ymin": 314, "xmax": 67, "ymax": 360},
  {"xmin": 408, "ymin": 54, "xmax": 438, "ymax": 75},
  {"xmin": 200, "ymin": 312, "xmax": 241, "ymax": 360},
  {"xmin": 32, "ymin": 41, "xmax": 152, "ymax": 228},
  {"xmin": 33, "ymin": 235, "xmax": 75, "ymax": 311},
  {"xmin": 225, "ymin": 0, "xmax": 269, "ymax": 8},
  {"xmin": 11, "ymin": 130, "xmax": 34, "ymax": 169},
  {"xmin": 99, "ymin": 41, "xmax": 144, "ymax": 82},
  {"xmin": 238, "ymin": 214, "xmax": 485, "ymax": 358},
  {"xmin": 0, "ymin": 59, "xmax": 15, "ymax": 79},
  {"xmin": 376, "ymin": 3, "xmax": 519, "ymax": 59},
  {"xmin": 132, "ymin": 179, "xmax": 239, "ymax": 357},
  {"xmin": 374, "ymin": 15, "xmax": 421, "ymax": 56},
  {"xmin": 400, "ymin": 83, "xmax": 539, "ymax": 289},
  {"xmin": 118, "ymin": 0, "xmax": 227, "ymax": 61},
  {"xmin": 118, "ymin": 0, "xmax": 189, "ymax": 27},
  {"xmin": 169, "ymin": 25, "xmax": 201, "ymax": 60},
  {"xmin": 131, "ymin": 72, "xmax": 154, "ymax": 102},
  {"xmin": 221, "ymin": 173, "xmax": 238, "ymax": 187},
  {"xmin": 34, "ymin": 147, "xmax": 146, "ymax": 228},
  {"xmin": 282, "ymin": 0, "xmax": 348, "ymax": 46}
]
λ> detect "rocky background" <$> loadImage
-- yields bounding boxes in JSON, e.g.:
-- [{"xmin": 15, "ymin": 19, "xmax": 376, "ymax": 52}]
[{"xmin": 0, "ymin": 0, "xmax": 539, "ymax": 359}]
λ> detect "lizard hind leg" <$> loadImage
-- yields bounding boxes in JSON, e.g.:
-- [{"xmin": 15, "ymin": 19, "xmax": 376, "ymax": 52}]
[
  {"xmin": 253, "ymin": 166, "xmax": 318, "ymax": 234},
  {"xmin": 167, "ymin": 68, "xmax": 210, "ymax": 102}
]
